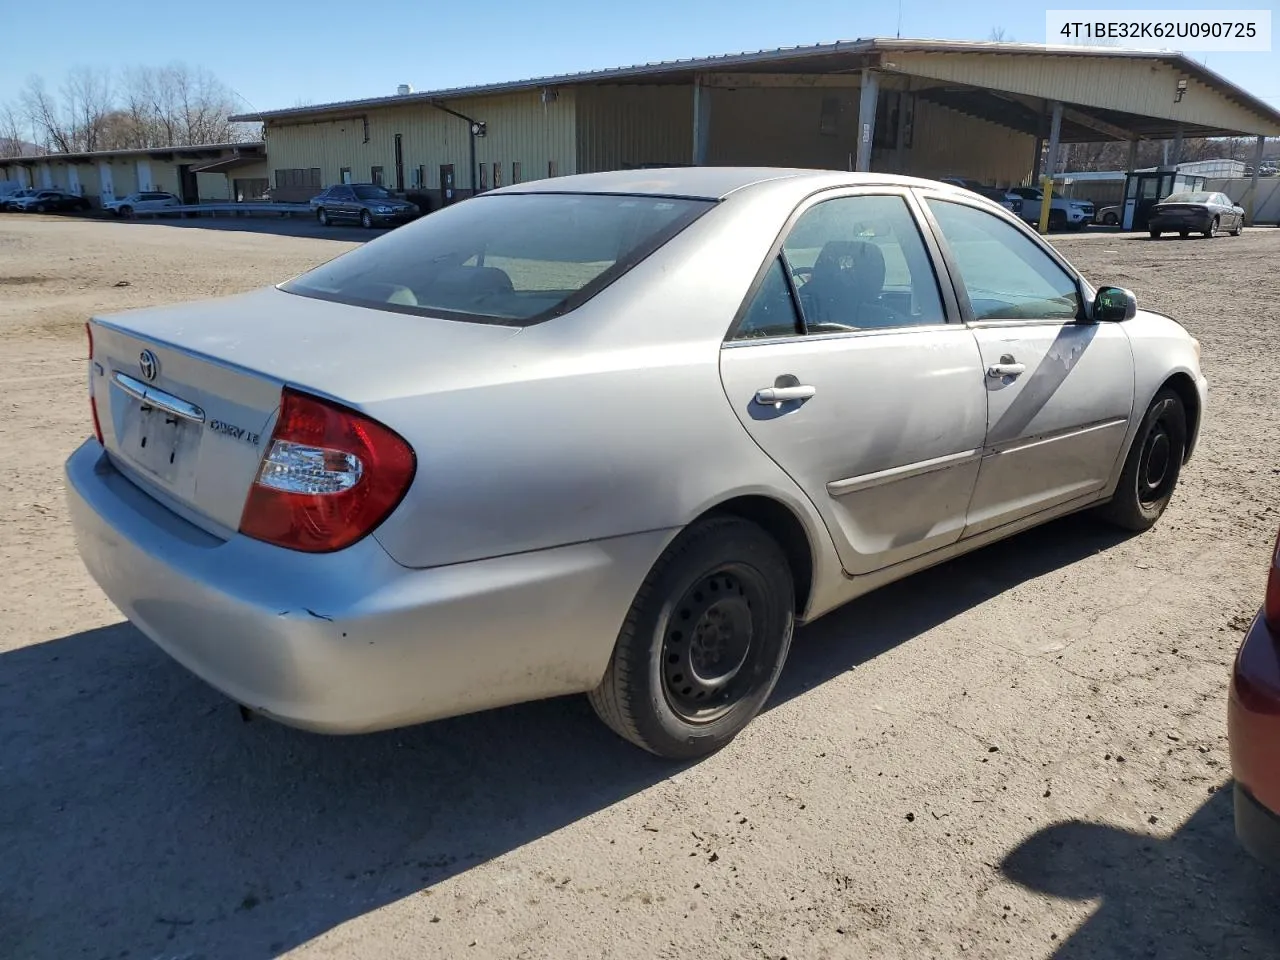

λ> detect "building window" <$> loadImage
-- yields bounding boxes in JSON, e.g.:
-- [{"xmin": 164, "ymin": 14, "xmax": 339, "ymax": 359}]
[
  {"xmin": 412, "ymin": 165, "xmax": 425, "ymax": 189},
  {"xmin": 548, "ymin": 160, "xmax": 558, "ymax": 179},
  {"xmin": 275, "ymin": 168, "xmax": 322, "ymax": 189},
  {"xmin": 370, "ymin": 166, "xmax": 384, "ymax": 186},
  {"xmin": 478, "ymin": 163, "xmax": 488, "ymax": 191},
  {"xmin": 512, "ymin": 161, "xmax": 521, "ymax": 184},
  {"xmin": 492, "ymin": 162, "xmax": 503, "ymax": 188},
  {"xmin": 340, "ymin": 167, "xmax": 352, "ymax": 184}
]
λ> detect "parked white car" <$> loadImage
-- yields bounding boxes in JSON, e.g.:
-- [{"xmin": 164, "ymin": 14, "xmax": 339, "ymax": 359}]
[
  {"xmin": 103, "ymin": 192, "xmax": 181, "ymax": 218},
  {"xmin": 1010, "ymin": 187, "xmax": 1094, "ymax": 230}
]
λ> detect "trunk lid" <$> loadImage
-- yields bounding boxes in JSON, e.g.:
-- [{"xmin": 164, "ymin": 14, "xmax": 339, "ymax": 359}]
[{"xmin": 90, "ymin": 285, "xmax": 520, "ymax": 535}]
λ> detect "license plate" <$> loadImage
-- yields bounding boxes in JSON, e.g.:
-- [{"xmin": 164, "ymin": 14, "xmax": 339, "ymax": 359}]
[{"xmin": 117, "ymin": 396, "xmax": 202, "ymax": 484}]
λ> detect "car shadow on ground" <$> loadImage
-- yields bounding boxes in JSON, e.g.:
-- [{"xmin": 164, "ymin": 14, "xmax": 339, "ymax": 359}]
[
  {"xmin": 1002, "ymin": 787, "xmax": 1280, "ymax": 958},
  {"xmin": 0, "ymin": 514, "xmax": 1137, "ymax": 958}
]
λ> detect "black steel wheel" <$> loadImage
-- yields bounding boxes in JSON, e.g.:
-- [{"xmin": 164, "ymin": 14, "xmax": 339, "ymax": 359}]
[
  {"xmin": 589, "ymin": 516, "xmax": 795, "ymax": 759},
  {"xmin": 1097, "ymin": 387, "xmax": 1188, "ymax": 532}
]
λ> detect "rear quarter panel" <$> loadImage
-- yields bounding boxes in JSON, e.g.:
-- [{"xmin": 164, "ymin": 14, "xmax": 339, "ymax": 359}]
[{"xmin": 367, "ymin": 185, "xmax": 846, "ymax": 607}]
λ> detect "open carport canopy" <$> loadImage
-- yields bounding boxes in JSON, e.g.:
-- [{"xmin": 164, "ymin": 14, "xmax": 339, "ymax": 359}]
[{"xmin": 579, "ymin": 38, "xmax": 1280, "ymax": 144}]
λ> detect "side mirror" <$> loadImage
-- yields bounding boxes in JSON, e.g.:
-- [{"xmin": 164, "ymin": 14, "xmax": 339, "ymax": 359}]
[{"xmin": 1093, "ymin": 285, "xmax": 1137, "ymax": 322}]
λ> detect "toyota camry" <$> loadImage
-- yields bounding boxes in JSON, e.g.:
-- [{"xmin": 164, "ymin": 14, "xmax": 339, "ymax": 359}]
[{"xmin": 65, "ymin": 168, "xmax": 1207, "ymax": 759}]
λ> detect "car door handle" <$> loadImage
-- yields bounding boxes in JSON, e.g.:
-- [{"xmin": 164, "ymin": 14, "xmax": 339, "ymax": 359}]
[
  {"xmin": 755, "ymin": 385, "xmax": 817, "ymax": 404},
  {"xmin": 987, "ymin": 362, "xmax": 1026, "ymax": 378}
]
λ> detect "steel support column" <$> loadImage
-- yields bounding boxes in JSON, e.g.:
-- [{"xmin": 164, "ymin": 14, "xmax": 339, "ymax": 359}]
[{"xmin": 855, "ymin": 69, "xmax": 879, "ymax": 172}]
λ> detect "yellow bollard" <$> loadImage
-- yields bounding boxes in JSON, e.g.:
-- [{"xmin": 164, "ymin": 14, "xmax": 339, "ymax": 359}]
[{"xmin": 1037, "ymin": 175, "xmax": 1054, "ymax": 234}]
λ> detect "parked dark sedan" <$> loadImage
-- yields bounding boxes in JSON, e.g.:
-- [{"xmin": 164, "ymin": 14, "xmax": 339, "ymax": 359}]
[
  {"xmin": 1148, "ymin": 191, "xmax": 1244, "ymax": 239},
  {"xmin": 11, "ymin": 189, "xmax": 92, "ymax": 213},
  {"xmin": 1229, "ymin": 525, "xmax": 1280, "ymax": 866},
  {"xmin": 309, "ymin": 183, "xmax": 420, "ymax": 229}
]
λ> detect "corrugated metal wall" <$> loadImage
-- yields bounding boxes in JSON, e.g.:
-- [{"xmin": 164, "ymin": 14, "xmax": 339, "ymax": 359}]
[
  {"xmin": 879, "ymin": 97, "xmax": 1035, "ymax": 185},
  {"xmin": 707, "ymin": 87, "xmax": 860, "ymax": 169},
  {"xmin": 575, "ymin": 85, "xmax": 692, "ymax": 172},
  {"xmin": 1208, "ymin": 176, "xmax": 1280, "ymax": 224},
  {"xmin": 894, "ymin": 51, "xmax": 1280, "ymax": 136},
  {"xmin": 264, "ymin": 89, "xmax": 577, "ymax": 198}
]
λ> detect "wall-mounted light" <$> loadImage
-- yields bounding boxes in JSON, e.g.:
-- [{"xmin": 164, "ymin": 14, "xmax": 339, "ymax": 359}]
[{"xmin": 1175, "ymin": 78, "xmax": 1187, "ymax": 103}]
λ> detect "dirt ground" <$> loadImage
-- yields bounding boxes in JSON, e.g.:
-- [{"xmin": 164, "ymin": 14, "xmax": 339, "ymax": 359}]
[{"xmin": 1, "ymin": 213, "xmax": 1278, "ymax": 960}]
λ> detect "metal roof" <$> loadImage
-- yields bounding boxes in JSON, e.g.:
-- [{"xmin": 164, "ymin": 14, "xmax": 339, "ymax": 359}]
[
  {"xmin": 229, "ymin": 38, "xmax": 1280, "ymax": 131},
  {"xmin": 0, "ymin": 141, "xmax": 264, "ymax": 166}
]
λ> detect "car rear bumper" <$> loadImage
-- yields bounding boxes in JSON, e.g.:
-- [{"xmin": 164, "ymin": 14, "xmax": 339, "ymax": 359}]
[
  {"xmin": 65, "ymin": 438, "xmax": 672, "ymax": 734},
  {"xmin": 1149, "ymin": 215, "xmax": 1212, "ymax": 232},
  {"xmin": 1229, "ymin": 609, "xmax": 1280, "ymax": 864}
]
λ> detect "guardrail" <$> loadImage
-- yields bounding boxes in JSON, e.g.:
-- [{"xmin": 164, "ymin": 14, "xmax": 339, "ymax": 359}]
[{"xmin": 126, "ymin": 201, "xmax": 313, "ymax": 218}]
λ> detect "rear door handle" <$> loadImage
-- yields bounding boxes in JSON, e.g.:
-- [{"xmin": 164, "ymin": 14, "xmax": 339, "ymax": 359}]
[
  {"xmin": 755, "ymin": 385, "xmax": 817, "ymax": 404},
  {"xmin": 986, "ymin": 359, "xmax": 1026, "ymax": 378}
]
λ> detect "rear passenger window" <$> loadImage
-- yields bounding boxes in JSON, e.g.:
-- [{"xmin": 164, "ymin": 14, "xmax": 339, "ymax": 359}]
[
  {"xmin": 781, "ymin": 194, "xmax": 946, "ymax": 331},
  {"xmin": 732, "ymin": 258, "xmax": 801, "ymax": 340}
]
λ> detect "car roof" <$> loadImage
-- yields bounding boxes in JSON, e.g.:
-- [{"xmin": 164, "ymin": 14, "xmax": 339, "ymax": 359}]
[{"xmin": 495, "ymin": 166, "xmax": 978, "ymax": 202}]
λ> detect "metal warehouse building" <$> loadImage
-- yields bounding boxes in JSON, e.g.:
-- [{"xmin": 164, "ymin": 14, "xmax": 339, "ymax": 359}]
[
  {"xmin": 0, "ymin": 141, "xmax": 268, "ymax": 208},
  {"xmin": 233, "ymin": 38, "xmax": 1280, "ymax": 218}
]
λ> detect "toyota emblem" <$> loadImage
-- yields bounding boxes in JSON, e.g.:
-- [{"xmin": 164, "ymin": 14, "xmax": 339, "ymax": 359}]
[{"xmin": 138, "ymin": 349, "xmax": 159, "ymax": 382}]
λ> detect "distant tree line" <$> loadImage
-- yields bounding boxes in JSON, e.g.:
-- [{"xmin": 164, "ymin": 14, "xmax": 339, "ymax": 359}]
[
  {"xmin": 0, "ymin": 63, "xmax": 256, "ymax": 158},
  {"xmin": 1057, "ymin": 136, "xmax": 1279, "ymax": 172}
]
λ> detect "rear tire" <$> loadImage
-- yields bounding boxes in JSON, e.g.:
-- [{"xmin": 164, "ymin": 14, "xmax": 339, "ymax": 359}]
[
  {"xmin": 33, "ymin": 203, "xmax": 46, "ymax": 213},
  {"xmin": 1096, "ymin": 388, "xmax": 1187, "ymax": 532},
  {"xmin": 588, "ymin": 516, "xmax": 795, "ymax": 759},
  {"xmin": 1203, "ymin": 217, "xmax": 1218, "ymax": 238}
]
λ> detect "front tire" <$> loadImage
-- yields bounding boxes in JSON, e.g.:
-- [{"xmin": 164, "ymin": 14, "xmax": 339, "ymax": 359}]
[
  {"xmin": 1103, "ymin": 212, "xmax": 1119, "ymax": 226},
  {"xmin": 1097, "ymin": 388, "xmax": 1188, "ymax": 532},
  {"xmin": 1231, "ymin": 219, "xmax": 1243, "ymax": 237},
  {"xmin": 33, "ymin": 203, "xmax": 46, "ymax": 213},
  {"xmin": 360, "ymin": 209, "xmax": 374, "ymax": 229},
  {"xmin": 588, "ymin": 516, "xmax": 795, "ymax": 759},
  {"xmin": 1149, "ymin": 229, "xmax": 1161, "ymax": 239},
  {"xmin": 316, "ymin": 207, "xmax": 329, "ymax": 226}
]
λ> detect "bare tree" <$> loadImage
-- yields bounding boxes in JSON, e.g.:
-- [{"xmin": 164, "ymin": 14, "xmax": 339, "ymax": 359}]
[
  {"xmin": 988, "ymin": 27, "xmax": 1012, "ymax": 42},
  {"xmin": 19, "ymin": 75, "xmax": 73, "ymax": 152},
  {"xmin": 0, "ymin": 101, "xmax": 28, "ymax": 158},
  {"xmin": 9, "ymin": 62, "xmax": 251, "ymax": 154},
  {"xmin": 61, "ymin": 66, "xmax": 114, "ymax": 152}
]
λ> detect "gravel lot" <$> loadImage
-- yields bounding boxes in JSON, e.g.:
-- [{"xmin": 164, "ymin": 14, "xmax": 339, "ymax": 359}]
[{"xmin": 1, "ymin": 213, "xmax": 1278, "ymax": 960}]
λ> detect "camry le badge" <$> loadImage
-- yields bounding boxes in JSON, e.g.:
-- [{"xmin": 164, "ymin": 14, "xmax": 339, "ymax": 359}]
[{"xmin": 138, "ymin": 349, "xmax": 159, "ymax": 382}]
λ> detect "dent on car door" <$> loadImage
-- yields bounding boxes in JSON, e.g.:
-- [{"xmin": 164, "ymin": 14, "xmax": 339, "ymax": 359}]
[
  {"xmin": 920, "ymin": 195, "xmax": 1135, "ymax": 537},
  {"xmin": 718, "ymin": 191, "xmax": 988, "ymax": 576}
]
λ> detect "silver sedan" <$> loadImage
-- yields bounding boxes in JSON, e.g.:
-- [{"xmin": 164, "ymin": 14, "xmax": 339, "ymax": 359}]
[{"xmin": 65, "ymin": 168, "xmax": 1207, "ymax": 758}]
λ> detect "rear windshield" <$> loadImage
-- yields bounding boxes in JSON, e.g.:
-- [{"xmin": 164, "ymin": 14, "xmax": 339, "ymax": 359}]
[
  {"xmin": 1163, "ymin": 192, "xmax": 1214, "ymax": 204},
  {"xmin": 281, "ymin": 192, "xmax": 714, "ymax": 326}
]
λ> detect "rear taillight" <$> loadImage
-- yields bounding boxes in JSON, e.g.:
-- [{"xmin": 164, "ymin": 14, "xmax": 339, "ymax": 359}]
[
  {"xmin": 238, "ymin": 388, "xmax": 416, "ymax": 553},
  {"xmin": 1265, "ymin": 528, "xmax": 1280, "ymax": 633},
  {"xmin": 86, "ymin": 322, "xmax": 103, "ymax": 445}
]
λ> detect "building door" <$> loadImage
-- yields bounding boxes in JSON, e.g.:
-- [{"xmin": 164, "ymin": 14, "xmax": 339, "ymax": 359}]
[
  {"xmin": 340, "ymin": 167, "xmax": 352, "ymax": 184},
  {"xmin": 440, "ymin": 164, "xmax": 455, "ymax": 204},
  {"xmin": 98, "ymin": 162, "xmax": 114, "ymax": 202},
  {"xmin": 38, "ymin": 163, "xmax": 52, "ymax": 188},
  {"xmin": 370, "ymin": 166, "xmax": 384, "ymax": 186},
  {"xmin": 135, "ymin": 159, "xmax": 153, "ymax": 191},
  {"xmin": 394, "ymin": 134, "xmax": 404, "ymax": 191},
  {"xmin": 67, "ymin": 165, "xmax": 81, "ymax": 196},
  {"xmin": 178, "ymin": 164, "xmax": 199, "ymax": 204}
]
